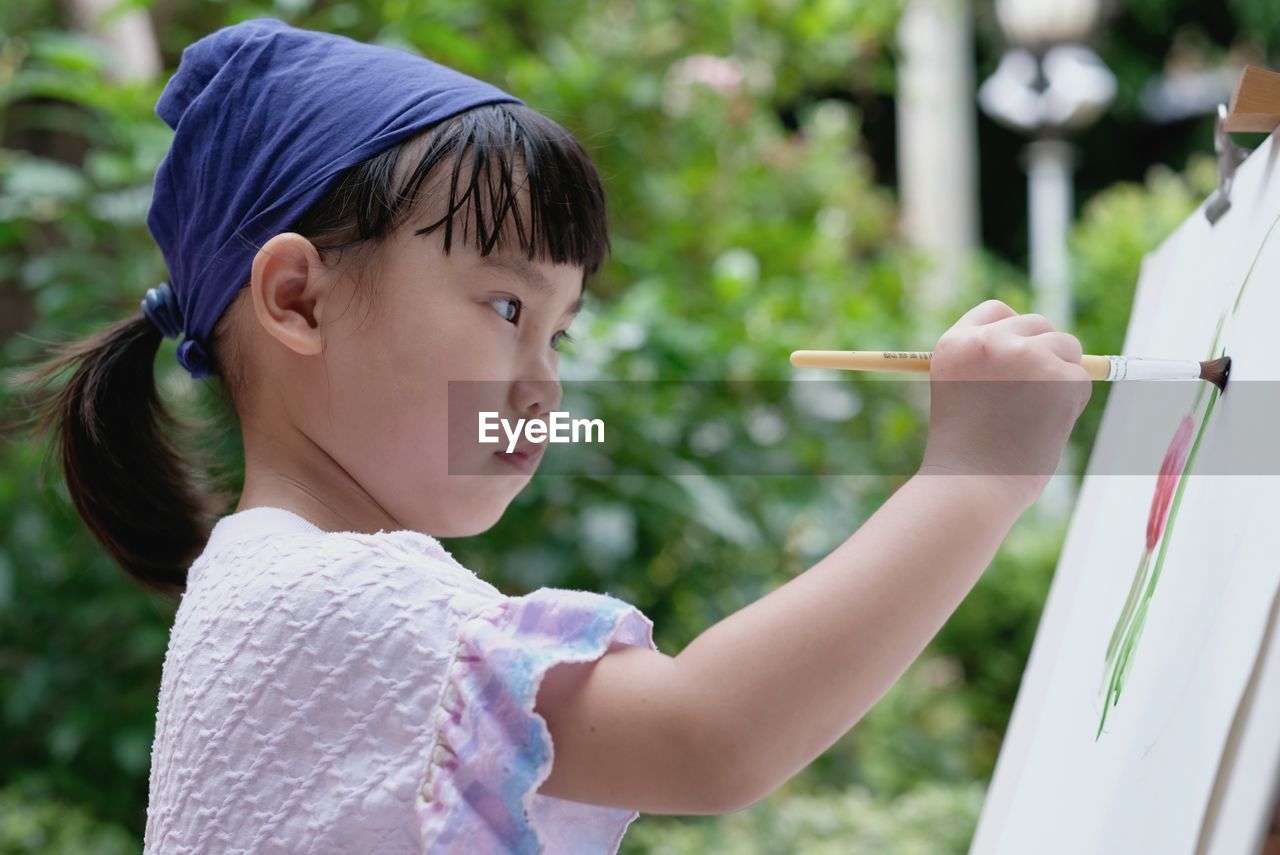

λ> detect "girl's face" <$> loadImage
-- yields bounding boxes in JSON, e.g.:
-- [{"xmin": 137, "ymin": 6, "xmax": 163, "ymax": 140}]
[{"xmin": 233, "ymin": 184, "xmax": 585, "ymax": 538}]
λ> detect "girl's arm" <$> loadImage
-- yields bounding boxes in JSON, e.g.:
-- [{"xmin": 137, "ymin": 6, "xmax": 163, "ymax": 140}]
[
  {"xmin": 535, "ymin": 300, "xmax": 1088, "ymax": 814},
  {"xmin": 534, "ymin": 471, "xmax": 1023, "ymax": 815}
]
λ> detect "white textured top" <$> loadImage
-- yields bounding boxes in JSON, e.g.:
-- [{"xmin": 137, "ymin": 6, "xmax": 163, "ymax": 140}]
[{"xmin": 143, "ymin": 506, "xmax": 658, "ymax": 854}]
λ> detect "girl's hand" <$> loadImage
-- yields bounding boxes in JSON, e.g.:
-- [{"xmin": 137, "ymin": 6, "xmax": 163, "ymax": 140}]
[{"xmin": 918, "ymin": 299, "xmax": 1092, "ymax": 512}]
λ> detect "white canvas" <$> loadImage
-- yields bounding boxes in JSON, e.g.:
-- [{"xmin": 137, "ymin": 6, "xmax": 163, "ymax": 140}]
[{"xmin": 971, "ymin": 130, "xmax": 1280, "ymax": 855}]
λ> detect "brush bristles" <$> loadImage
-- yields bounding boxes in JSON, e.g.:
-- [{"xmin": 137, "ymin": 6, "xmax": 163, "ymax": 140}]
[{"xmin": 1199, "ymin": 356, "xmax": 1232, "ymax": 393}]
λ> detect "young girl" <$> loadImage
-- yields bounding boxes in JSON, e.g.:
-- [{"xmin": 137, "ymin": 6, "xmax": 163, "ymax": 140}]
[{"xmin": 14, "ymin": 17, "xmax": 1092, "ymax": 854}]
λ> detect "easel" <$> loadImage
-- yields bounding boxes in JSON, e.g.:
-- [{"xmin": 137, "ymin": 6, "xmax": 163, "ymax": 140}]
[
  {"xmin": 1205, "ymin": 66, "xmax": 1280, "ymax": 226},
  {"xmin": 1152, "ymin": 65, "xmax": 1280, "ymax": 855}
]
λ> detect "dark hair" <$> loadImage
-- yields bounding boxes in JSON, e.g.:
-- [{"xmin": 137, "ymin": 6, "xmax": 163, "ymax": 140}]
[{"xmin": 6, "ymin": 101, "xmax": 611, "ymax": 603}]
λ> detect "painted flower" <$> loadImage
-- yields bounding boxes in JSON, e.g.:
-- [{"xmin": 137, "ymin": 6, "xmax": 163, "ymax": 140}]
[
  {"xmin": 1098, "ymin": 337, "xmax": 1225, "ymax": 740},
  {"xmin": 1099, "ymin": 412, "xmax": 1196, "ymax": 732},
  {"xmin": 1145, "ymin": 414, "xmax": 1195, "ymax": 551}
]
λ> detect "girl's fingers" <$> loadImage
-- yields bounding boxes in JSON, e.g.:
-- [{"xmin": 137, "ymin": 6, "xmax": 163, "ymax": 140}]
[
  {"xmin": 953, "ymin": 299, "xmax": 1018, "ymax": 328},
  {"xmin": 989, "ymin": 312, "xmax": 1056, "ymax": 337},
  {"xmin": 1031, "ymin": 330, "xmax": 1085, "ymax": 364}
]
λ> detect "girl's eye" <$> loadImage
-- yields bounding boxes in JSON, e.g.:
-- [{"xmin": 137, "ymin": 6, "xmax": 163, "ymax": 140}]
[
  {"xmin": 551, "ymin": 330, "xmax": 574, "ymax": 352},
  {"xmin": 488, "ymin": 291, "xmax": 570, "ymax": 348},
  {"xmin": 489, "ymin": 295, "xmax": 522, "ymax": 324}
]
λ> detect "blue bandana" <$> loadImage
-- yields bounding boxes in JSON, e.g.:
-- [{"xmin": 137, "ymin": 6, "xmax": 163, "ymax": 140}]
[{"xmin": 145, "ymin": 17, "xmax": 523, "ymax": 379}]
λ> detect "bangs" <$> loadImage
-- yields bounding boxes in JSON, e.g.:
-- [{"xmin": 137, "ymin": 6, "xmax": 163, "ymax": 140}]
[{"xmin": 396, "ymin": 104, "xmax": 611, "ymax": 279}]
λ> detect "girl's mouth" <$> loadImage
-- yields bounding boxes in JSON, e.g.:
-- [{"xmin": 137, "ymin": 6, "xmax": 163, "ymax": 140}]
[{"xmin": 494, "ymin": 445, "xmax": 544, "ymax": 474}]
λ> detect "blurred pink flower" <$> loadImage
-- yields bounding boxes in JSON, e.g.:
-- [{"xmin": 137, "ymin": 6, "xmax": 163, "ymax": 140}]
[
  {"xmin": 668, "ymin": 54, "xmax": 745, "ymax": 93},
  {"xmin": 1145, "ymin": 414, "xmax": 1194, "ymax": 551},
  {"xmin": 662, "ymin": 53, "xmax": 773, "ymax": 121}
]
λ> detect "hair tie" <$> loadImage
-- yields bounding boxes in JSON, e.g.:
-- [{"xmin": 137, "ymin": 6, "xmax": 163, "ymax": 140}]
[
  {"xmin": 140, "ymin": 281, "xmax": 184, "ymax": 340},
  {"xmin": 141, "ymin": 281, "xmax": 217, "ymax": 378}
]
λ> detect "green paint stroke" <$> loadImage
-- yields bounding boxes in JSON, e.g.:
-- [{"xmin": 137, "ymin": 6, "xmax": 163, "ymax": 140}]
[
  {"xmin": 1232, "ymin": 207, "xmax": 1280, "ymax": 316},
  {"xmin": 1103, "ymin": 548, "xmax": 1151, "ymax": 674}
]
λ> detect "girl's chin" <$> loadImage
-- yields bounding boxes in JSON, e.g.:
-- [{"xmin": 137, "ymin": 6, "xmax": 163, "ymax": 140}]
[{"xmin": 429, "ymin": 495, "xmax": 513, "ymax": 537}]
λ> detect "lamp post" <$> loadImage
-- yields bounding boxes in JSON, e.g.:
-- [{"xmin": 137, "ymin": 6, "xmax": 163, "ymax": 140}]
[
  {"xmin": 978, "ymin": 0, "xmax": 1115, "ymax": 517},
  {"xmin": 978, "ymin": 0, "xmax": 1115, "ymax": 330}
]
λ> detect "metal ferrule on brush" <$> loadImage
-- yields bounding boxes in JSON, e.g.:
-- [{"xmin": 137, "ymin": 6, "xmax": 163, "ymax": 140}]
[{"xmin": 1104, "ymin": 356, "xmax": 1203, "ymax": 382}]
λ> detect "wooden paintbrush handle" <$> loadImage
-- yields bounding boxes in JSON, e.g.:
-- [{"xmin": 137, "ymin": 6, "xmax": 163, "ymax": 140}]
[
  {"xmin": 790, "ymin": 350, "xmax": 1115, "ymax": 380},
  {"xmin": 789, "ymin": 350, "xmax": 932, "ymax": 372},
  {"xmin": 1080, "ymin": 354, "xmax": 1112, "ymax": 380}
]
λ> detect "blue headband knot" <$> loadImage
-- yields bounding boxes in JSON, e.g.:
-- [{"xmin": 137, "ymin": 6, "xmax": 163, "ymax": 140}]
[{"xmin": 177, "ymin": 338, "xmax": 214, "ymax": 379}]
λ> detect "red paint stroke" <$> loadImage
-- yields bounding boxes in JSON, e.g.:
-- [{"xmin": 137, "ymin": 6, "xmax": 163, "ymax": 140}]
[{"xmin": 1145, "ymin": 414, "xmax": 1195, "ymax": 552}]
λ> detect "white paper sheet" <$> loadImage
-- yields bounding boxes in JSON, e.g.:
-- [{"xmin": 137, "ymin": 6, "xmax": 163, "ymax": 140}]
[{"xmin": 971, "ymin": 129, "xmax": 1280, "ymax": 855}]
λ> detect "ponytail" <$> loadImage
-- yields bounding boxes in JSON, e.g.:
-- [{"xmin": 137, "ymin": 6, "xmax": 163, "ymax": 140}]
[{"xmin": 6, "ymin": 309, "xmax": 231, "ymax": 603}]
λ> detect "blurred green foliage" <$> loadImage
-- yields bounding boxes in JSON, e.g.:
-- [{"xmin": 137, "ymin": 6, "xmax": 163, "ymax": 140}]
[
  {"xmin": 0, "ymin": 0, "xmax": 1225, "ymax": 850},
  {"xmin": 0, "ymin": 787, "xmax": 137, "ymax": 855},
  {"xmin": 619, "ymin": 781, "xmax": 985, "ymax": 855}
]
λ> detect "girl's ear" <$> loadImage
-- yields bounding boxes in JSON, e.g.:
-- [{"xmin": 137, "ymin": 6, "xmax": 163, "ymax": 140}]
[{"xmin": 249, "ymin": 232, "xmax": 330, "ymax": 358}]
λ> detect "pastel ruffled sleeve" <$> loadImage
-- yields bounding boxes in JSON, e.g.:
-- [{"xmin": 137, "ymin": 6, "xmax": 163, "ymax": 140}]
[{"xmin": 418, "ymin": 586, "xmax": 659, "ymax": 854}]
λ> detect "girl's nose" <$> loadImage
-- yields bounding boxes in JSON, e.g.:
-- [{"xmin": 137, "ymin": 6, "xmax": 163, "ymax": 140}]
[{"xmin": 510, "ymin": 376, "xmax": 563, "ymax": 418}]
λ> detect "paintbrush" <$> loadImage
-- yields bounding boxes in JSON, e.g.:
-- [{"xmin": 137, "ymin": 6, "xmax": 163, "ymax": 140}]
[{"xmin": 789, "ymin": 350, "xmax": 1233, "ymax": 393}]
